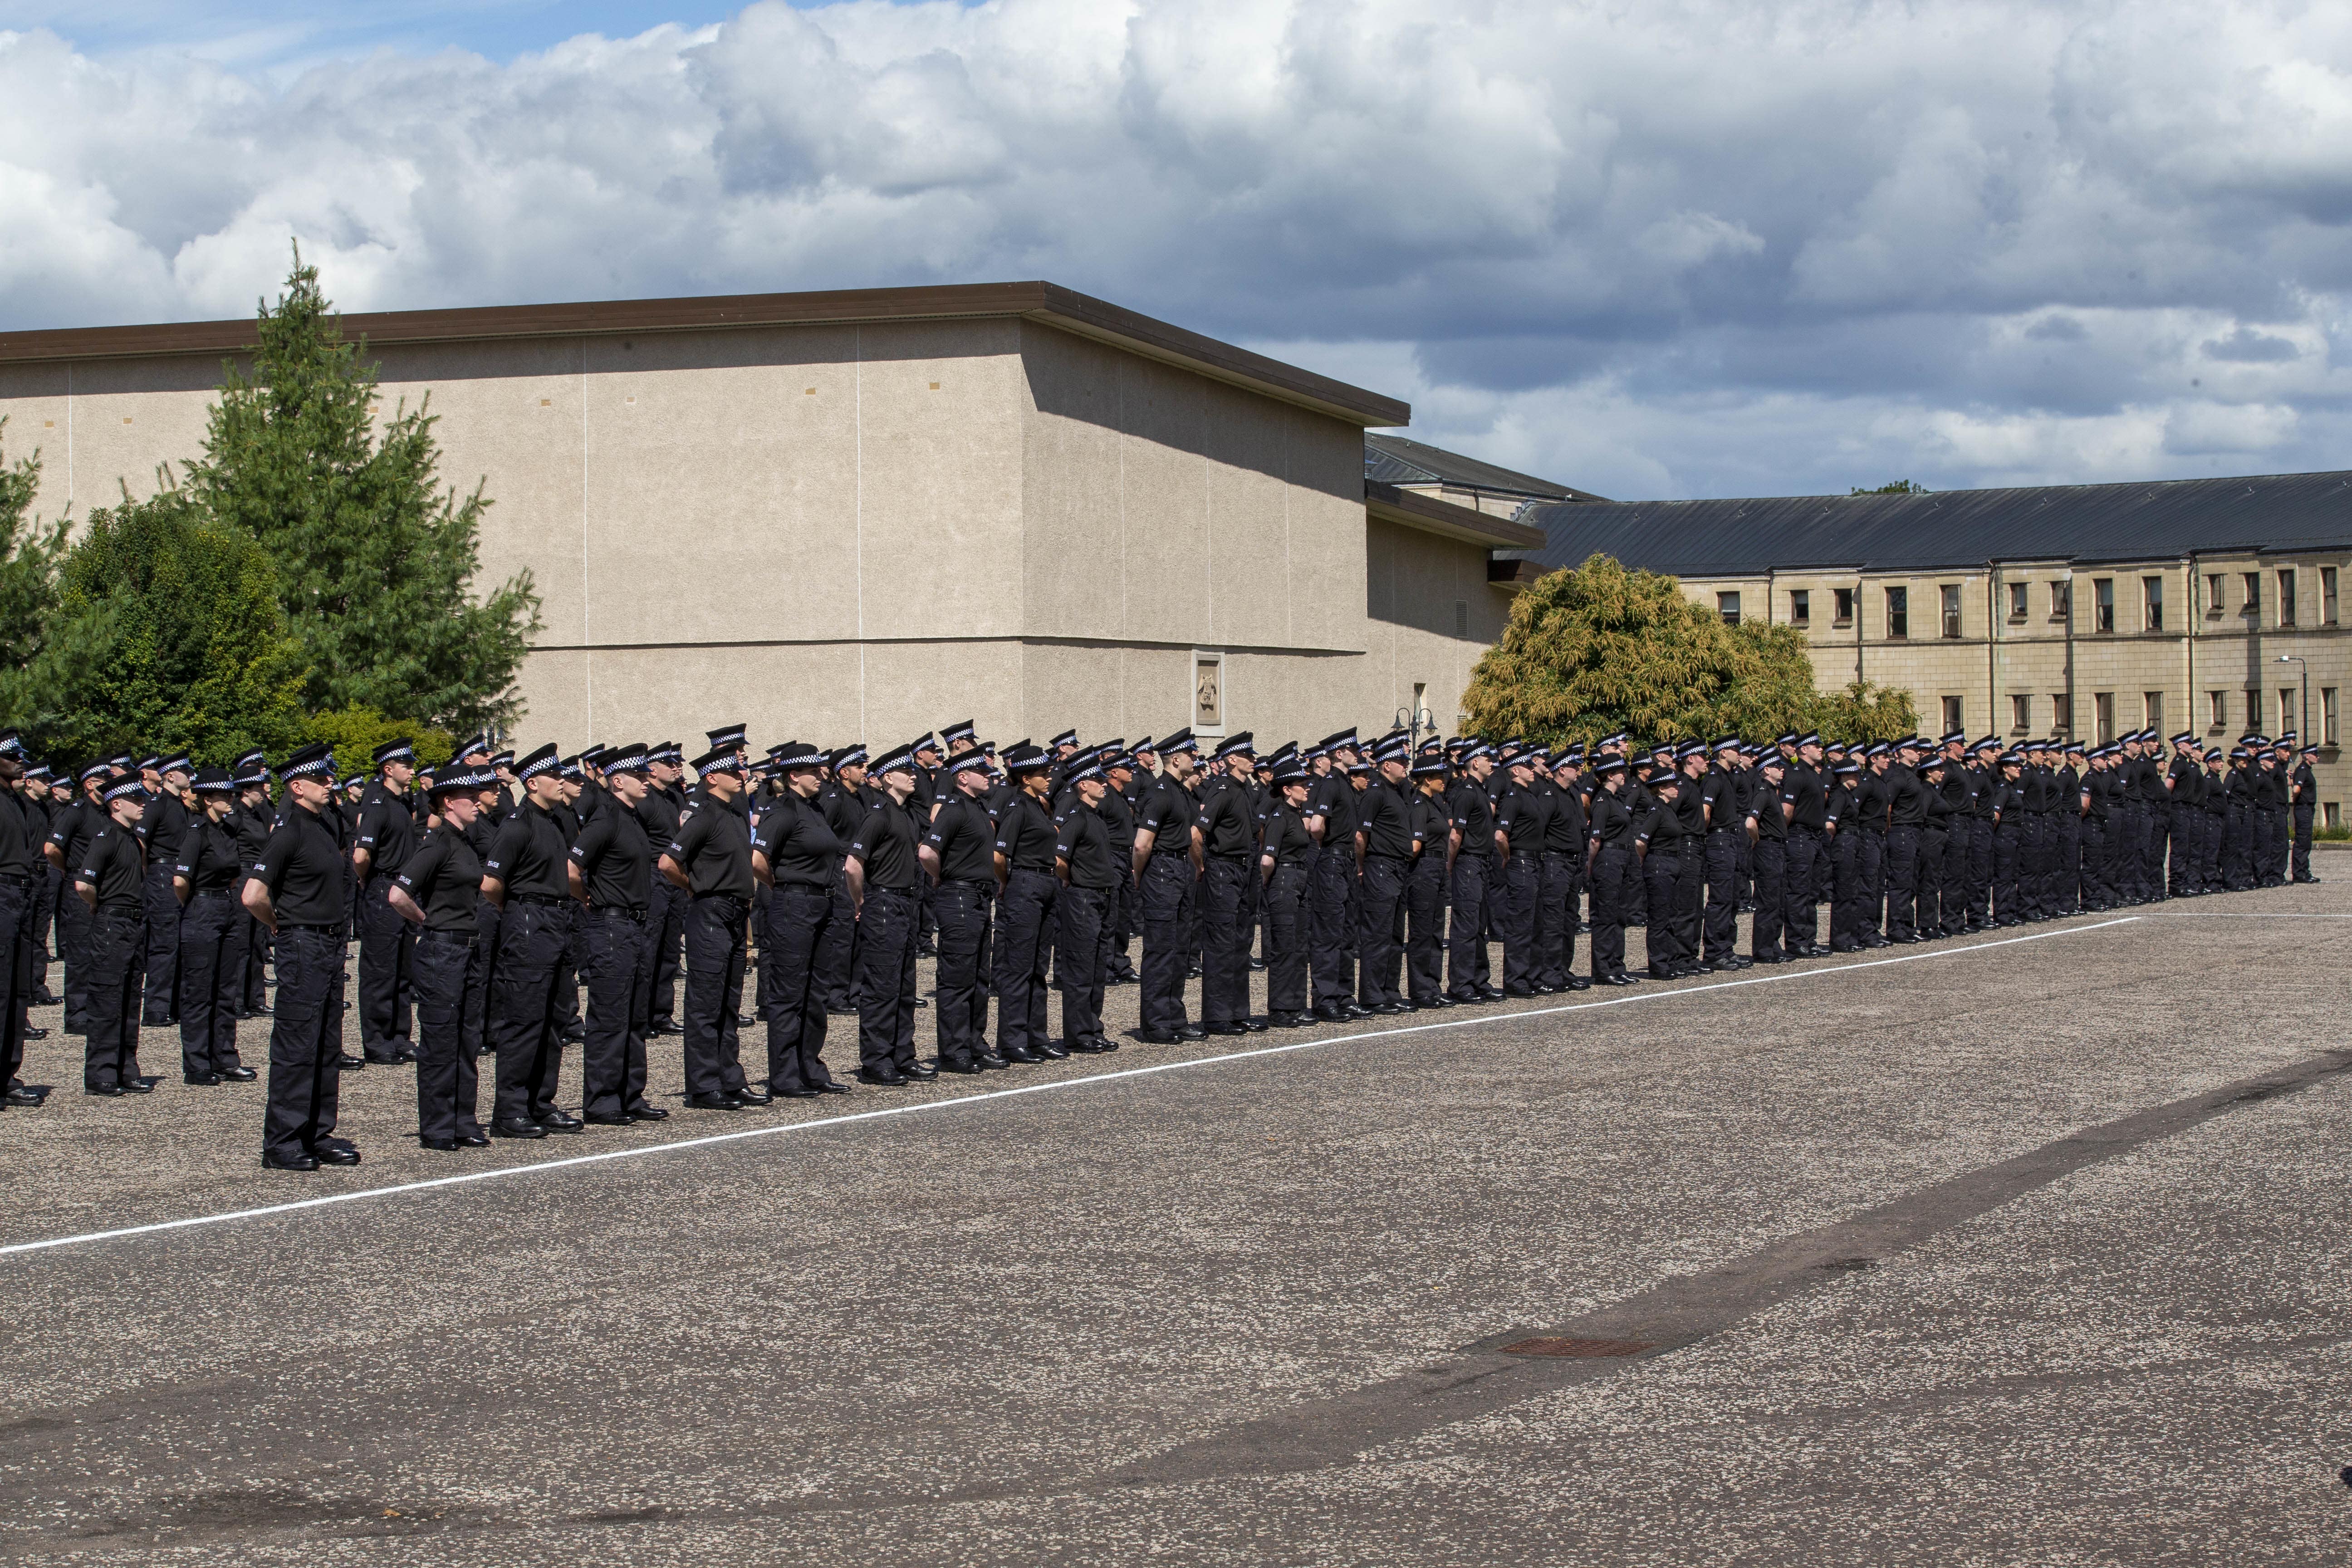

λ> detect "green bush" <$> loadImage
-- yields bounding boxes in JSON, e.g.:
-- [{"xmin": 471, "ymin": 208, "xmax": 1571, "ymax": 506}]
[{"xmin": 305, "ymin": 705, "xmax": 456, "ymax": 782}]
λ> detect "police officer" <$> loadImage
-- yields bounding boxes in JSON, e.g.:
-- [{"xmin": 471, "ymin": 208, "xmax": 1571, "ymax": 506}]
[
  {"xmin": 1305, "ymin": 731, "xmax": 1359, "ymax": 1015},
  {"xmin": 1054, "ymin": 751, "xmax": 1121, "ymax": 1052},
  {"xmin": 76, "ymin": 774, "xmax": 154, "ymax": 1097},
  {"xmin": 640, "ymin": 742, "xmax": 689, "ymax": 1034},
  {"xmin": 0, "ymin": 740, "xmax": 38, "ymax": 1104},
  {"xmin": 243, "ymin": 745, "xmax": 355, "ymax": 1167},
  {"xmin": 660, "ymin": 744, "xmax": 761, "ymax": 1111},
  {"xmin": 1824, "ymin": 758, "xmax": 1863, "ymax": 951},
  {"xmin": 1539, "ymin": 750, "xmax": 1591, "ymax": 990},
  {"xmin": 919, "ymin": 746, "xmax": 1000, "ymax": 1073},
  {"xmin": 45, "ymin": 762, "xmax": 112, "ymax": 1038},
  {"xmin": 172, "ymin": 769, "xmax": 253, "ymax": 1086},
  {"xmin": 569, "ymin": 743, "xmax": 659, "ymax": 1125},
  {"xmin": 1354, "ymin": 735, "xmax": 1414, "ymax": 1014},
  {"xmin": 846, "ymin": 743, "xmax": 932, "ymax": 1086},
  {"xmin": 1446, "ymin": 744, "xmax": 1501, "ymax": 1003},
  {"xmin": 230, "ymin": 756, "xmax": 275, "ymax": 1017},
  {"xmin": 1744, "ymin": 751, "xmax": 1791, "ymax": 962},
  {"xmin": 751, "ymin": 740, "xmax": 855, "ymax": 1093},
  {"xmin": 1194, "ymin": 734, "xmax": 1262, "ymax": 1036},
  {"xmin": 993, "ymin": 743, "xmax": 1063, "ymax": 1063},
  {"xmin": 1131, "ymin": 731, "xmax": 1202, "ymax": 1044},
  {"xmin": 1406, "ymin": 752, "xmax": 1458, "ymax": 1004},
  {"xmin": 1493, "ymin": 745, "xmax": 1548, "ymax": 996},
  {"xmin": 1258, "ymin": 757, "xmax": 1316, "ymax": 1027},
  {"xmin": 1585, "ymin": 758, "xmax": 1636, "ymax": 984},
  {"xmin": 353, "ymin": 738, "xmax": 420, "ymax": 1065},
  {"xmin": 484, "ymin": 744, "xmax": 593, "ymax": 1135},
  {"xmin": 388, "ymin": 766, "xmax": 495, "ymax": 1150},
  {"xmin": 816, "ymin": 745, "xmax": 870, "ymax": 1015},
  {"xmin": 2292, "ymin": 743, "xmax": 2319, "ymax": 882}
]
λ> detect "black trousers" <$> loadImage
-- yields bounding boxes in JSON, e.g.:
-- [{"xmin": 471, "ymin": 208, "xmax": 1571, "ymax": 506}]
[
  {"xmin": 241, "ymin": 909, "xmax": 272, "ymax": 1014},
  {"xmin": 649, "ymin": 878, "xmax": 686, "ymax": 1024},
  {"xmin": 357, "ymin": 878, "xmax": 415, "ymax": 1058},
  {"xmin": 412, "ymin": 930, "xmax": 484, "ymax": 1142},
  {"xmin": 1642, "ymin": 848, "xmax": 1683, "ymax": 973},
  {"xmin": 28, "ymin": 866, "xmax": 54, "ymax": 998},
  {"xmin": 55, "ymin": 883, "xmax": 93, "ymax": 1033},
  {"xmin": 1884, "ymin": 824, "xmax": 1921, "ymax": 939},
  {"xmin": 2255, "ymin": 808, "xmax": 2284, "ymax": 886},
  {"xmin": 2168, "ymin": 804, "xmax": 2198, "ymax": 895},
  {"xmin": 819, "ymin": 875, "xmax": 859, "ymax": 1012},
  {"xmin": 995, "ymin": 869, "xmax": 1059, "ymax": 1055},
  {"xmin": 1058, "ymin": 884, "xmax": 1113, "ymax": 1043},
  {"xmin": 261, "ymin": 926, "xmax": 343, "ymax": 1161},
  {"xmin": 1828, "ymin": 828, "xmax": 1862, "ymax": 948},
  {"xmin": 84, "ymin": 907, "xmax": 144, "ymax": 1090},
  {"xmin": 1589, "ymin": 845, "xmax": 1632, "ymax": 977},
  {"xmin": 1309, "ymin": 845, "xmax": 1356, "ymax": 1007},
  {"xmin": 1356, "ymin": 855, "xmax": 1406, "ymax": 1006},
  {"xmin": 1199, "ymin": 858, "xmax": 1252, "ymax": 1025},
  {"xmin": 856, "ymin": 886, "xmax": 921, "ymax": 1071},
  {"xmin": 1701, "ymin": 832, "xmax": 1741, "ymax": 960},
  {"xmin": 141, "ymin": 863, "xmax": 179, "ymax": 1025},
  {"xmin": 930, "ymin": 881, "xmax": 990, "ymax": 1067},
  {"xmin": 1537, "ymin": 850, "xmax": 1574, "ymax": 986},
  {"xmin": 763, "ymin": 883, "xmax": 840, "ymax": 1088},
  {"xmin": 1784, "ymin": 827, "xmax": 1820, "ymax": 952},
  {"xmin": 1137, "ymin": 856, "xmax": 1193, "ymax": 1033},
  {"xmin": 1405, "ymin": 858, "xmax": 1448, "ymax": 1000},
  {"xmin": 1749, "ymin": 838, "xmax": 1786, "ymax": 956},
  {"xmin": 2078, "ymin": 818, "xmax": 2108, "ymax": 908},
  {"xmin": 491, "ymin": 901, "xmax": 573, "ymax": 1122},
  {"xmin": 1993, "ymin": 823, "xmax": 2021, "ymax": 920},
  {"xmin": 1672, "ymin": 839, "xmax": 1703, "ymax": 961},
  {"xmin": 469, "ymin": 897, "xmax": 501, "ymax": 1053},
  {"xmin": 1446, "ymin": 856, "xmax": 1490, "ymax": 997},
  {"xmin": 176, "ymin": 891, "xmax": 245, "ymax": 1078},
  {"xmin": 1107, "ymin": 865, "xmax": 1138, "ymax": 980},
  {"xmin": 1857, "ymin": 830, "xmax": 1886, "ymax": 938},
  {"xmin": 2294, "ymin": 808, "xmax": 2316, "ymax": 881},
  {"xmin": 1937, "ymin": 822, "xmax": 1969, "ymax": 935},
  {"xmin": 681, "ymin": 894, "xmax": 750, "ymax": 1098},
  {"xmin": 1966, "ymin": 818, "xmax": 1994, "ymax": 928},
  {"xmin": 1264, "ymin": 863, "xmax": 1310, "ymax": 1014},
  {"xmin": 582, "ymin": 906, "xmax": 652, "ymax": 1119},
  {"xmin": 0, "ymin": 879, "xmax": 30, "ymax": 1093},
  {"xmin": 1498, "ymin": 852, "xmax": 1540, "ymax": 991},
  {"xmin": 1917, "ymin": 827, "xmax": 1947, "ymax": 933}
]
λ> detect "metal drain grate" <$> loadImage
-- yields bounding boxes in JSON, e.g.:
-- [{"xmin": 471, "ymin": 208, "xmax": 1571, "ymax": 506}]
[{"xmin": 1498, "ymin": 1337, "xmax": 1655, "ymax": 1358}]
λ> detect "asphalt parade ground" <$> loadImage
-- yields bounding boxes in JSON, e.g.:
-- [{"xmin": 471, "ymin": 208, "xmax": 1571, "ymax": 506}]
[{"xmin": 3, "ymin": 883, "xmax": 2351, "ymax": 1564}]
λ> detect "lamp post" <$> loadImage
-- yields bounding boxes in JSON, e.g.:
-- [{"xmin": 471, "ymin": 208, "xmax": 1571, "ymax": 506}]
[
  {"xmin": 1395, "ymin": 704, "xmax": 1436, "ymax": 750},
  {"xmin": 2278, "ymin": 654, "xmax": 2308, "ymax": 745}
]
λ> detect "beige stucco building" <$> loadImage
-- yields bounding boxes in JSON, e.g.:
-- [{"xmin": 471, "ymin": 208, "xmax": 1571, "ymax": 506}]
[
  {"xmin": 0, "ymin": 282, "xmax": 1539, "ymax": 751},
  {"xmin": 1513, "ymin": 475, "xmax": 2352, "ymax": 826}
]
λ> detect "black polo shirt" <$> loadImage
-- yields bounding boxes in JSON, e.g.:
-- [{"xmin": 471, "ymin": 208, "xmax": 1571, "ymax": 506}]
[
  {"xmin": 356, "ymin": 781, "xmax": 417, "ymax": 877},
  {"xmin": 994, "ymin": 792, "xmax": 1058, "ymax": 874},
  {"xmin": 0, "ymin": 788, "xmax": 31, "ymax": 877},
  {"xmin": 174, "ymin": 812, "xmax": 243, "ymax": 894},
  {"xmin": 76, "ymin": 822, "xmax": 146, "ymax": 913},
  {"xmin": 1193, "ymin": 778, "xmax": 1257, "ymax": 860},
  {"xmin": 485, "ymin": 800, "xmax": 575, "ymax": 901},
  {"xmin": 1495, "ymin": 783, "xmax": 1548, "ymax": 857},
  {"xmin": 849, "ymin": 794, "xmax": 921, "ymax": 892},
  {"xmin": 1137, "ymin": 775, "xmax": 1196, "ymax": 858},
  {"xmin": 1261, "ymin": 799, "xmax": 1316, "ymax": 867},
  {"xmin": 1054, "ymin": 800, "xmax": 1120, "ymax": 889},
  {"xmin": 1449, "ymin": 777, "xmax": 1498, "ymax": 860},
  {"xmin": 250, "ymin": 802, "xmax": 347, "ymax": 925},
  {"xmin": 924, "ymin": 793, "xmax": 996, "ymax": 884},
  {"xmin": 1356, "ymin": 779, "xmax": 1414, "ymax": 859},
  {"xmin": 665, "ymin": 796, "xmax": 755, "ymax": 900},
  {"xmin": 754, "ymin": 793, "xmax": 845, "ymax": 890},
  {"xmin": 570, "ymin": 801, "xmax": 653, "ymax": 911},
  {"xmin": 395, "ymin": 825, "xmax": 483, "ymax": 935}
]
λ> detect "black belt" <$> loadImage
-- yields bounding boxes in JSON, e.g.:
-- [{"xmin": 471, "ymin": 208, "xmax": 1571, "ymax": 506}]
[
  {"xmin": 281, "ymin": 921, "xmax": 340, "ymax": 936},
  {"xmin": 417, "ymin": 927, "xmax": 474, "ymax": 944},
  {"xmin": 868, "ymin": 883, "xmax": 918, "ymax": 897},
  {"xmin": 1366, "ymin": 851, "xmax": 1410, "ymax": 863},
  {"xmin": 191, "ymin": 887, "xmax": 235, "ymax": 900},
  {"xmin": 591, "ymin": 905, "xmax": 647, "ymax": 922},
  {"xmin": 511, "ymin": 893, "xmax": 568, "ymax": 907},
  {"xmin": 941, "ymin": 877, "xmax": 994, "ymax": 892},
  {"xmin": 0, "ymin": 872, "xmax": 29, "ymax": 886}
]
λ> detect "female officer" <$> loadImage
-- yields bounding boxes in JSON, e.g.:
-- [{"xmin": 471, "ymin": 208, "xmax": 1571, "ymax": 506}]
[
  {"xmin": 389, "ymin": 767, "xmax": 494, "ymax": 1150},
  {"xmin": 172, "ymin": 769, "xmax": 255, "ymax": 1086},
  {"xmin": 74, "ymin": 775, "xmax": 152, "ymax": 1096}
]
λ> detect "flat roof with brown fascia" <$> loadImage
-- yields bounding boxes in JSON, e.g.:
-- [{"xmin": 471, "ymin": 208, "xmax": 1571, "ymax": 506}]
[
  {"xmin": 1366, "ymin": 480, "xmax": 1547, "ymax": 552},
  {"xmin": 0, "ymin": 280, "xmax": 1412, "ymax": 430}
]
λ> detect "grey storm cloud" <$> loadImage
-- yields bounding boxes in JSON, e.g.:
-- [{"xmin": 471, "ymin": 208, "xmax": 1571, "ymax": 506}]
[{"xmin": 2, "ymin": 0, "xmax": 2350, "ymax": 500}]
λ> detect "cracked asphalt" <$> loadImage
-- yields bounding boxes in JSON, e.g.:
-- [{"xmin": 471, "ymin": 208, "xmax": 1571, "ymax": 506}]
[{"xmin": 1, "ymin": 875, "xmax": 2349, "ymax": 1564}]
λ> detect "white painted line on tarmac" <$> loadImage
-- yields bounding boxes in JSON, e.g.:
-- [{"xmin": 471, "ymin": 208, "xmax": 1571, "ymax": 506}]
[
  {"xmin": 3, "ymin": 916, "xmax": 2144, "ymax": 1259},
  {"xmin": 2150, "ymin": 911, "xmax": 2352, "ymax": 917}
]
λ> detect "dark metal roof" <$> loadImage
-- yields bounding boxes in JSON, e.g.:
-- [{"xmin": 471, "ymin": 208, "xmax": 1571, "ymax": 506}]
[
  {"xmin": 1514, "ymin": 469, "xmax": 2352, "ymax": 577},
  {"xmin": 1364, "ymin": 480, "xmax": 1548, "ymax": 550},
  {"xmin": 1363, "ymin": 433, "xmax": 1606, "ymax": 503}
]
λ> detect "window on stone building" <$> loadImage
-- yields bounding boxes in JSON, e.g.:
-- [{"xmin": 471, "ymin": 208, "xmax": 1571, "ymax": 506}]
[
  {"xmin": 1940, "ymin": 583, "xmax": 1962, "ymax": 638},
  {"xmin": 2144, "ymin": 692, "xmax": 2163, "ymax": 730},
  {"xmin": 2282, "ymin": 687, "xmax": 2297, "ymax": 736},
  {"xmin": 2326, "ymin": 687, "xmax": 2339, "ymax": 747},
  {"xmin": 1833, "ymin": 587, "xmax": 1854, "ymax": 626},
  {"xmin": 2010, "ymin": 694, "xmax": 2031, "ymax": 732},
  {"xmin": 2205, "ymin": 573, "xmax": 2225, "ymax": 617},
  {"xmin": 1716, "ymin": 591, "xmax": 1740, "ymax": 626},
  {"xmin": 2008, "ymin": 582, "xmax": 2028, "ymax": 621},
  {"xmin": 1886, "ymin": 586, "xmax": 1908, "ymax": 639},
  {"xmin": 2093, "ymin": 578, "xmax": 2114, "ymax": 633},
  {"xmin": 2247, "ymin": 688, "xmax": 2262, "ymax": 731},
  {"xmin": 2094, "ymin": 691, "xmax": 2115, "ymax": 743},
  {"xmin": 2209, "ymin": 691, "xmax": 2226, "ymax": 731},
  {"xmin": 1789, "ymin": 588, "xmax": 1809, "ymax": 626},
  {"xmin": 1942, "ymin": 696, "xmax": 1964, "ymax": 733},
  {"xmin": 2324, "ymin": 566, "xmax": 2339, "ymax": 626},
  {"xmin": 2244, "ymin": 571, "xmax": 2261, "ymax": 619},
  {"xmin": 2278, "ymin": 568, "xmax": 2297, "ymax": 627},
  {"xmin": 2143, "ymin": 576, "xmax": 2163, "ymax": 631},
  {"xmin": 2051, "ymin": 580, "xmax": 2071, "ymax": 619},
  {"xmin": 2052, "ymin": 694, "xmax": 2072, "ymax": 736}
]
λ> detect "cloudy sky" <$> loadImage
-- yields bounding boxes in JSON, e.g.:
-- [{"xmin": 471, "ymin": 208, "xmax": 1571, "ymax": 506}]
[{"xmin": 4, "ymin": 0, "xmax": 2349, "ymax": 500}]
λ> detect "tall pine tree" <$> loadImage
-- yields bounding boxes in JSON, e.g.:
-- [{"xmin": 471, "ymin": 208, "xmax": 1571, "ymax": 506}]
[
  {"xmin": 0, "ymin": 421, "xmax": 75, "ymax": 733},
  {"xmin": 184, "ymin": 246, "xmax": 541, "ymax": 734}
]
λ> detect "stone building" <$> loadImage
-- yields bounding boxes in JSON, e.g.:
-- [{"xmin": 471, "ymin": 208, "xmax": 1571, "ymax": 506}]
[
  {"xmin": 1509, "ymin": 472, "xmax": 2352, "ymax": 825},
  {"xmin": 0, "ymin": 282, "xmax": 1540, "ymax": 749}
]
